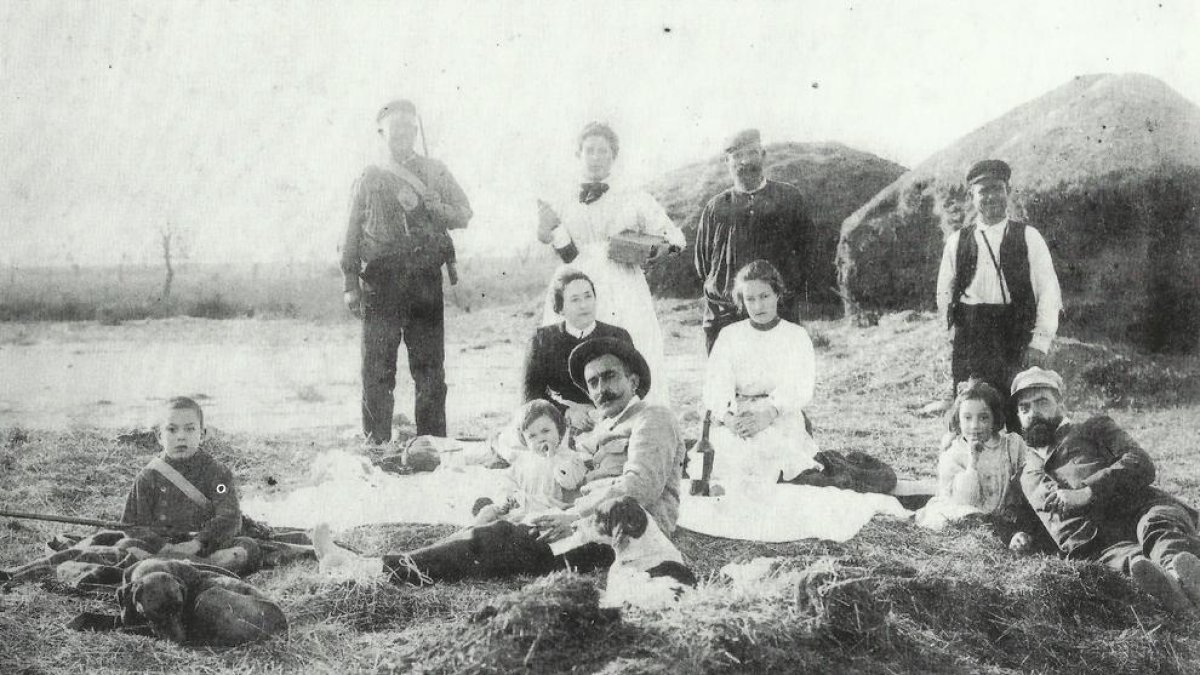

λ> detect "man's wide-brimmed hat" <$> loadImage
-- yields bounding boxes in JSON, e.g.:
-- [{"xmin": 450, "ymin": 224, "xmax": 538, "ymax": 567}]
[
  {"xmin": 568, "ymin": 337, "xmax": 651, "ymax": 399},
  {"xmin": 1010, "ymin": 366, "xmax": 1064, "ymax": 398},
  {"xmin": 965, "ymin": 159, "xmax": 1012, "ymax": 185}
]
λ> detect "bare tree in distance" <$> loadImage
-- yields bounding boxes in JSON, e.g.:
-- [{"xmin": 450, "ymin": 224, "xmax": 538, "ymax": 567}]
[{"xmin": 158, "ymin": 223, "xmax": 187, "ymax": 305}]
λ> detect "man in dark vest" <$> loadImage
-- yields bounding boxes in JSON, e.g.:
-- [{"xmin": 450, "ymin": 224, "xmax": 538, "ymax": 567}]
[
  {"xmin": 935, "ymin": 159, "xmax": 1062, "ymax": 406},
  {"xmin": 693, "ymin": 128, "xmax": 817, "ymax": 354},
  {"xmin": 340, "ymin": 99, "xmax": 472, "ymax": 443}
]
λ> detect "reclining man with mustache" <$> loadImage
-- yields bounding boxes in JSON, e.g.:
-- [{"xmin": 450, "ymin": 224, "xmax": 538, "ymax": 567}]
[
  {"xmin": 313, "ymin": 337, "xmax": 687, "ymax": 584},
  {"xmin": 1014, "ymin": 367, "xmax": 1200, "ymax": 614}
]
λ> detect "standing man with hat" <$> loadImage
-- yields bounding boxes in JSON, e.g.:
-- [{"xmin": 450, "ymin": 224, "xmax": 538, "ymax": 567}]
[
  {"xmin": 341, "ymin": 99, "xmax": 473, "ymax": 443},
  {"xmin": 936, "ymin": 159, "xmax": 1062, "ymax": 406},
  {"xmin": 1012, "ymin": 366, "xmax": 1200, "ymax": 614},
  {"xmin": 694, "ymin": 128, "xmax": 817, "ymax": 354}
]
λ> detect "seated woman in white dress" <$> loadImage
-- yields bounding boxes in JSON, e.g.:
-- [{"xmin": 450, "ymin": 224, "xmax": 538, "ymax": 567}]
[
  {"xmin": 703, "ymin": 259, "xmax": 820, "ymax": 486},
  {"xmin": 535, "ymin": 121, "xmax": 686, "ymax": 406}
]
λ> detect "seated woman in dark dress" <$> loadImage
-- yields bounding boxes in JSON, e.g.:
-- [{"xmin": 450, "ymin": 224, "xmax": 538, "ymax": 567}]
[{"xmin": 523, "ymin": 268, "xmax": 632, "ymax": 433}]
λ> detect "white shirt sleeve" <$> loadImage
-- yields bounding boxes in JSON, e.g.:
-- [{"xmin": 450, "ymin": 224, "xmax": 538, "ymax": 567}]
[
  {"xmin": 935, "ymin": 231, "xmax": 960, "ymax": 328},
  {"xmin": 638, "ymin": 192, "xmax": 687, "ymax": 248},
  {"xmin": 1025, "ymin": 227, "xmax": 1062, "ymax": 352},
  {"xmin": 551, "ymin": 226, "xmax": 573, "ymax": 249},
  {"xmin": 768, "ymin": 326, "xmax": 815, "ymax": 415}
]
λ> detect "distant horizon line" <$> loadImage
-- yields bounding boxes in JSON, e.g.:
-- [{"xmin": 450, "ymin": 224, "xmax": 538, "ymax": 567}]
[{"xmin": 1, "ymin": 253, "xmax": 549, "ymax": 271}]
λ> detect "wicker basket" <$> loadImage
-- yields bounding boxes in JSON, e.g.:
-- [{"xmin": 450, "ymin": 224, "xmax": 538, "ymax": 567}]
[{"xmin": 607, "ymin": 230, "xmax": 669, "ymax": 265}]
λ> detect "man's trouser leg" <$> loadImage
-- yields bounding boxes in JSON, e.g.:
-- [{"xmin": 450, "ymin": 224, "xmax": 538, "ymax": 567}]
[
  {"xmin": 951, "ymin": 304, "xmax": 1017, "ymax": 395},
  {"xmin": 383, "ymin": 520, "xmax": 613, "ymax": 584},
  {"xmin": 1138, "ymin": 502, "xmax": 1200, "ymax": 569},
  {"xmin": 951, "ymin": 304, "xmax": 1024, "ymax": 431},
  {"xmin": 404, "ymin": 270, "xmax": 447, "ymax": 437},
  {"xmin": 1096, "ymin": 540, "xmax": 1145, "ymax": 575},
  {"xmin": 703, "ymin": 312, "xmax": 740, "ymax": 355},
  {"xmin": 362, "ymin": 293, "xmax": 404, "ymax": 444}
]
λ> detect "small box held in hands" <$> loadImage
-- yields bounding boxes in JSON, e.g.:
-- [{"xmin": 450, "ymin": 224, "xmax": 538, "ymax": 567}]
[{"xmin": 607, "ymin": 230, "xmax": 672, "ymax": 266}]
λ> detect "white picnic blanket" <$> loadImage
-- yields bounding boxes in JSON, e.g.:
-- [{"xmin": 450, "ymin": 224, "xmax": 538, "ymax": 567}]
[
  {"xmin": 242, "ymin": 447, "xmax": 503, "ymax": 530},
  {"xmin": 913, "ymin": 496, "xmax": 985, "ymax": 530},
  {"xmin": 244, "ymin": 449, "xmax": 915, "ymax": 543},
  {"xmin": 677, "ymin": 481, "xmax": 912, "ymax": 543}
]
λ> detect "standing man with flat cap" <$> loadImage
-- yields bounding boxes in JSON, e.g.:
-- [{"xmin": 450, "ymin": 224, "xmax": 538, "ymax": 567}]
[
  {"xmin": 694, "ymin": 128, "xmax": 817, "ymax": 354},
  {"xmin": 936, "ymin": 159, "xmax": 1062, "ymax": 410},
  {"xmin": 341, "ymin": 99, "xmax": 473, "ymax": 443}
]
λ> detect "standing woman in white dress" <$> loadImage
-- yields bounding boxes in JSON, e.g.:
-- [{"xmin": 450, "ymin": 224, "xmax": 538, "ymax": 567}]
[
  {"xmin": 536, "ymin": 122, "xmax": 686, "ymax": 405},
  {"xmin": 703, "ymin": 259, "xmax": 820, "ymax": 486}
]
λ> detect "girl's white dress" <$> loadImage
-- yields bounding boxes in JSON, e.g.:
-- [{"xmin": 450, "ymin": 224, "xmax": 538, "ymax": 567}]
[
  {"xmin": 541, "ymin": 180, "xmax": 686, "ymax": 406},
  {"xmin": 915, "ymin": 432, "xmax": 1027, "ymax": 530},
  {"xmin": 702, "ymin": 318, "xmax": 820, "ymax": 484}
]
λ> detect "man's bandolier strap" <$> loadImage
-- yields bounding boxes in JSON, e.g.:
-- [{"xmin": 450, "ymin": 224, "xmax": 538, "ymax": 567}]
[
  {"xmin": 357, "ymin": 166, "xmax": 454, "ymax": 281},
  {"xmin": 147, "ymin": 458, "xmax": 210, "ymax": 509}
]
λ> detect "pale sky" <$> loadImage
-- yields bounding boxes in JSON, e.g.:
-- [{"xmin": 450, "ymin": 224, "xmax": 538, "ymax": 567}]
[{"xmin": 1, "ymin": 0, "xmax": 1197, "ymax": 265}]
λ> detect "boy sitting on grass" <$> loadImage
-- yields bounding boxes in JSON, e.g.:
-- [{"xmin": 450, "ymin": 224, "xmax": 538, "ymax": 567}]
[
  {"xmin": 1, "ymin": 397, "xmax": 263, "ymax": 585},
  {"xmin": 120, "ymin": 396, "xmax": 262, "ymax": 573}
]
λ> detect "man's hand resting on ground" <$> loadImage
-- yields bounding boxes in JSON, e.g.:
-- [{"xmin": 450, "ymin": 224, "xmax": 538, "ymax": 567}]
[{"xmin": 531, "ymin": 512, "xmax": 579, "ymax": 543}]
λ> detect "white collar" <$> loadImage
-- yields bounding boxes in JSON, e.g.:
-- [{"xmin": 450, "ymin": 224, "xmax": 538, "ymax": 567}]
[
  {"xmin": 975, "ymin": 216, "xmax": 1008, "ymax": 233},
  {"xmin": 564, "ymin": 321, "xmax": 597, "ymax": 339},
  {"xmin": 601, "ymin": 396, "xmax": 642, "ymax": 426},
  {"xmin": 580, "ymin": 174, "xmax": 620, "ymax": 187}
]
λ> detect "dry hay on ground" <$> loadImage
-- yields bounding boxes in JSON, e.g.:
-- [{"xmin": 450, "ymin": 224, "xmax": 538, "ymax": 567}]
[{"xmin": 382, "ymin": 572, "xmax": 629, "ymax": 674}]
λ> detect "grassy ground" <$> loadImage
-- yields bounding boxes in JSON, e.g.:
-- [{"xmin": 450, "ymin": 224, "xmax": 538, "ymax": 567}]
[{"xmin": 3, "ymin": 304, "xmax": 1200, "ymax": 673}]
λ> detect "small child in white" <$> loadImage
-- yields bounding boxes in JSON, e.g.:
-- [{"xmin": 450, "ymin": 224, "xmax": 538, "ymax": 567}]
[
  {"xmin": 474, "ymin": 400, "xmax": 591, "ymax": 524},
  {"xmin": 917, "ymin": 378, "xmax": 1035, "ymax": 550}
]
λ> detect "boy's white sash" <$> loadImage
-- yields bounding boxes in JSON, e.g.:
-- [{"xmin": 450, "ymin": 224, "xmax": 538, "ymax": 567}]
[{"xmin": 148, "ymin": 457, "xmax": 211, "ymax": 509}]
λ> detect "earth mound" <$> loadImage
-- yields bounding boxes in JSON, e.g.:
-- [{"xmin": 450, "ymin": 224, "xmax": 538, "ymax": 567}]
[{"xmin": 837, "ymin": 73, "xmax": 1200, "ymax": 352}]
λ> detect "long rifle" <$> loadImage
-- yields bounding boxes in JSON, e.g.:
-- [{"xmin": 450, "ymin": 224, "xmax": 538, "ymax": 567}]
[
  {"xmin": 417, "ymin": 112, "xmax": 459, "ymax": 287},
  {"xmin": 0, "ymin": 509, "xmax": 192, "ymax": 537}
]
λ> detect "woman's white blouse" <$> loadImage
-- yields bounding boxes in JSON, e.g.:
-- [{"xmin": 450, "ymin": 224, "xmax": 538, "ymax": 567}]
[{"xmin": 703, "ymin": 319, "xmax": 816, "ymax": 416}]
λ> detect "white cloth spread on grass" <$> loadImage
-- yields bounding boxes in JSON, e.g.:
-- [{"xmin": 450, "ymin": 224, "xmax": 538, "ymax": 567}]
[
  {"xmin": 242, "ymin": 447, "xmax": 504, "ymax": 530},
  {"xmin": 677, "ymin": 481, "xmax": 911, "ymax": 543}
]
